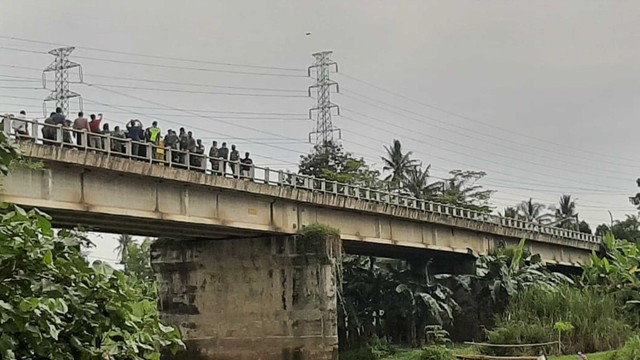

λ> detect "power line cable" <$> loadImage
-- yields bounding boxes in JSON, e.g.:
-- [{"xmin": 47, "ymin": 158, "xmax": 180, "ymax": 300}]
[
  {"xmin": 0, "ymin": 86, "xmax": 308, "ymax": 116},
  {"xmin": 79, "ymin": 82, "xmax": 309, "ymax": 98},
  {"xmin": 339, "ymin": 106, "xmax": 637, "ymax": 181},
  {"xmin": 0, "ymin": 35, "xmax": 306, "ymax": 72},
  {"xmin": 337, "ymin": 72, "xmax": 640, "ymax": 167},
  {"xmin": 79, "ymin": 72, "xmax": 305, "ymax": 92},
  {"xmin": 340, "ymin": 89, "xmax": 639, "ymax": 171},
  {"xmin": 339, "ymin": 120, "xmax": 629, "ymax": 193},
  {"xmin": 83, "ymin": 83, "xmax": 313, "ymax": 147},
  {"xmin": 0, "ymin": 45, "xmax": 309, "ymax": 78}
]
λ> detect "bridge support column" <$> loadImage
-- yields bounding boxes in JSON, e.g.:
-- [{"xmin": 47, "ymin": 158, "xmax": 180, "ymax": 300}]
[{"xmin": 151, "ymin": 235, "xmax": 340, "ymax": 360}]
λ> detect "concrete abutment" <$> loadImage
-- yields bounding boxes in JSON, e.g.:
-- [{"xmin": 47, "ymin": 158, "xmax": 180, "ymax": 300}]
[{"xmin": 151, "ymin": 235, "xmax": 340, "ymax": 360}]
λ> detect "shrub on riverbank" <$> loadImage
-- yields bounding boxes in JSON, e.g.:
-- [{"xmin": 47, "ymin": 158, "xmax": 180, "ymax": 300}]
[{"xmin": 486, "ymin": 285, "xmax": 629, "ymax": 356}]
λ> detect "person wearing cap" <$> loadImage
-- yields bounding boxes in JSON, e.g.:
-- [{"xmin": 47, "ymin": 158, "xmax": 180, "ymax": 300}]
[{"xmin": 577, "ymin": 352, "xmax": 587, "ymax": 360}]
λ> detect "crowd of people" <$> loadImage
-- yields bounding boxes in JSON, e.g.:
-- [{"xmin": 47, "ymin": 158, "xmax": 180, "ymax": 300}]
[{"xmin": 7, "ymin": 108, "xmax": 255, "ymax": 178}]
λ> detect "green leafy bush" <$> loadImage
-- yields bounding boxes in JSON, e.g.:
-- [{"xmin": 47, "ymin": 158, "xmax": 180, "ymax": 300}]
[
  {"xmin": 486, "ymin": 285, "xmax": 629, "ymax": 356},
  {"xmin": 418, "ymin": 345, "xmax": 454, "ymax": 360},
  {"xmin": 609, "ymin": 335, "xmax": 640, "ymax": 360},
  {"xmin": 339, "ymin": 339, "xmax": 397, "ymax": 360},
  {"xmin": 0, "ymin": 205, "xmax": 184, "ymax": 359},
  {"xmin": 340, "ymin": 347, "xmax": 377, "ymax": 360}
]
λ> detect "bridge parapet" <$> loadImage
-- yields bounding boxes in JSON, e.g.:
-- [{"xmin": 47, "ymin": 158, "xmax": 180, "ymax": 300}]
[{"xmin": 1, "ymin": 116, "xmax": 601, "ymax": 248}]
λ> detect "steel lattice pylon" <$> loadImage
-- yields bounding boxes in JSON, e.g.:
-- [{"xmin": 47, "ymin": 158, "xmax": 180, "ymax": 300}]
[
  {"xmin": 307, "ymin": 51, "xmax": 340, "ymax": 146},
  {"xmin": 42, "ymin": 46, "xmax": 83, "ymax": 116}
]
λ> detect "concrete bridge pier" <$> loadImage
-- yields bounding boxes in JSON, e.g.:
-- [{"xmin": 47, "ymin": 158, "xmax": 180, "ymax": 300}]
[{"xmin": 151, "ymin": 235, "xmax": 340, "ymax": 360}]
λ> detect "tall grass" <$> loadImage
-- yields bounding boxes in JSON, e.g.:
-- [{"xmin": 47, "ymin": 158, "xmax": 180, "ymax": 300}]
[{"xmin": 486, "ymin": 285, "xmax": 630, "ymax": 355}]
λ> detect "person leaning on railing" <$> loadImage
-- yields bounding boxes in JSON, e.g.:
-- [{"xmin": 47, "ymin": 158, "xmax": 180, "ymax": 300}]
[
  {"xmin": 240, "ymin": 152, "xmax": 253, "ymax": 180},
  {"xmin": 163, "ymin": 129, "xmax": 179, "ymax": 164},
  {"xmin": 88, "ymin": 113, "xmax": 103, "ymax": 150},
  {"xmin": 42, "ymin": 112, "xmax": 57, "ymax": 145},
  {"xmin": 209, "ymin": 140, "xmax": 220, "ymax": 174},
  {"xmin": 12, "ymin": 110, "xmax": 30, "ymax": 140},
  {"xmin": 62, "ymin": 119, "xmax": 74, "ymax": 146},
  {"xmin": 126, "ymin": 119, "xmax": 144, "ymax": 158},
  {"xmin": 111, "ymin": 126, "xmax": 126, "ymax": 155},
  {"xmin": 72, "ymin": 111, "xmax": 90, "ymax": 148}
]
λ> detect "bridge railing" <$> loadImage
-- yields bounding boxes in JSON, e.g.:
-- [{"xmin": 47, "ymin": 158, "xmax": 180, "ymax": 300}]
[{"xmin": 0, "ymin": 116, "xmax": 602, "ymax": 244}]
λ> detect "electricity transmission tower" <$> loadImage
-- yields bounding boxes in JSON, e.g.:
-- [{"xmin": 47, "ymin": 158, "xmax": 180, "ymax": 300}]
[
  {"xmin": 42, "ymin": 46, "xmax": 83, "ymax": 116},
  {"xmin": 308, "ymin": 51, "xmax": 340, "ymax": 146}
]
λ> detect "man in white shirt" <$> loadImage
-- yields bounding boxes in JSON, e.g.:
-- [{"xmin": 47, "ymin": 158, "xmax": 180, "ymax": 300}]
[{"xmin": 11, "ymin": 110, "xmax": 29, "ymax": 139}]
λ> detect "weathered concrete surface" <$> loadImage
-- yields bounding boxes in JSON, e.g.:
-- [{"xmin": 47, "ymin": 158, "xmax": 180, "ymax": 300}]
[
  {"xmin": 151, "ymin": 236, "xmax": 339, "ymax": 360},
  {"xmin": 0, "ymin": 144, "xmax": 600, "ymax": 266}
]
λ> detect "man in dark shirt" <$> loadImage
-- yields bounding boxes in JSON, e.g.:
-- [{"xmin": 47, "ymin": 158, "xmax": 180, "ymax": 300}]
[
  {"xmin": 178, "ymin": 128, "xmax": 188, "ymax": 166},
  {"xmin": 229, "ymin": 144, "xmax": 240, "ymax": 177},
  {"xmin": 240, "ymin": 152, "xmax": 253, "ymax": 179},
  {"xmin": 218, "ymin": 142, "xmax": 229, "ymax": 176},
  {"xmin": 163, "ymin": 129, "xmax": 179, "ymax": 164},
  {"xmin": 111, "ymin": 125, "xmax": 125, "ymax": 154},
  {"xmin": 126, "ymin": 119, "xmax": 144, "ymax": 159},
  {"xmin": 186, "ymin": 131, "xmax": 197, "ymax": 168},
  {"xmin": 42, "ymin": 112, "xmax": 56, "ymax": 144},
  {"xmin": 52, "ymin": 107, "xmax": 65, "ymax": 126},
  {"xmin": 209, "ymin": 140, "xmax": 219, "ymax": 174},
  {"xmin": 193, "ymin": 139, "xmax": 205, "ymax": 171}
]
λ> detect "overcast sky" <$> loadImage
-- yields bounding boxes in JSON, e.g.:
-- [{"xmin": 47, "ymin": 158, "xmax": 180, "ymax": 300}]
[{"xmin": 1, "ymin": 1, "xmax": 639, "ymax": 264}]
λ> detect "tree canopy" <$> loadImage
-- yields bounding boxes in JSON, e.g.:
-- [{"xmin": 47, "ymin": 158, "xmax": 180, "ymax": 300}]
[{"xmin": 0, "ymin": 207, "xmax": 183, "ymax": 360}]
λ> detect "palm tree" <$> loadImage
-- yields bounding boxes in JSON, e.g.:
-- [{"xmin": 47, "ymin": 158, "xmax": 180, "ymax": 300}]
[
  {"xmin": 554, "ymin": 194, "xmax": 578, "ymax": 230},
  {"xmin": 115, "ymin": 234, "xmax": 134, "ymax": 263},
  {"xmin": 516, "ymin": 198, "xmax": 552, "ymax": 224},
  {"xmin": 404, "ymin": 164, "xmax": 443, "ymax": 200},
  {"xmin": 381, "ymin": 139, "xmax": 418, "ymax": 188}
]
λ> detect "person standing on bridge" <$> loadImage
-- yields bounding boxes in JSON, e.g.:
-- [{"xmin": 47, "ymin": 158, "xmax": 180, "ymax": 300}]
[
  {"xmin": 240, "ymin": 152, "xmax": 253, "ymax": 179},
  {"xmin": 101, "ymin": 123, "xmax": 110, "ymax": 151},
  {"xmin": 88, "ymin": 113, "xmax": 103, "ymax": 150},
  {"xmin": 229, "ymin": 144, "xmax": 240, "ymax": 177},
  {"xmin": 193, "ymin": 139, "xmax": 205, "ymax": 171},
  {"xmin": 52, "ymin": 107, "xmax": 65, "ymax": 126},
  {"xmin": 12, "ymin": 110, "xmax": 29, "ymax": 140},
  {"xmin": 209, "ymin": 140, "xmax": 220, "ymax": 174},
  {"xmin": 72, "ymin": 111, "xmax": 89, "ymax": 148},
  {"xmin": 163, "ymin": 129, "xmax": 179, "ymax": 164},
  {"xmin": 126, "ymin": 119, "xmax": 144, "ymax": 158},
  {"xmin": 178, "ymin": 127, "xmax": 188, "ymax": 167},
  {"xmin": 42, "ymin": 112, "xmax": 56, "ymax": 145},
  {"xmin": 51, "ymin": 107, "xmax": 66, "ymax": 143},
  {"xmin": 186, "ymin": 131, "xmax": 196, "ymax": 168},
  {"xmin": 62, "ymin": 119, "xmax": 74, "ymax": 147},
  {"xmin": 145, "ymin": 121, "xmax": 162, "ymax": 161},
  {"xmin": 218, "ymin": 142, "xmax": 229, "ymax": 176},
  {"xmin": 111, "ymin": 125, "xmax": 125, "ymax": 155}
]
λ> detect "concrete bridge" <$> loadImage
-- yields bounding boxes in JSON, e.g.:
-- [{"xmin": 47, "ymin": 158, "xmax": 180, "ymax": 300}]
[{"xmin": 0, "ymin": 119, "xmax": 600, "ymax": 359}]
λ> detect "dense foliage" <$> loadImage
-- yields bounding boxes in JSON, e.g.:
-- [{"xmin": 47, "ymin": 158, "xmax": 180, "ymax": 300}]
[
  {"xmin": 121, "ymin": 238, "xmax": 155, "ymax": 282},
  {"xmin": 440, "ymin": 240, "xmax": 572, "ymax": 340},
  {"xmin": 339, "ymin": 256, "xmax": 458, "ymax": 349},
  {"xmin": 596, "ymin": 215, "xmax": 640, "ymax": 245},
  {"xmin": 486, "ymin": 285, "xmax": 629, "ymax": 356},
  {"xmin": 609, "ymin": 335, "xmax": 640, "ymax": 360},
  {"xmin": 0, "ymin": 206, "xmax": 184, "ymax": 359},
  {"xmin": 299, "ymin": 141, "xmax": 382, "ymax": 187}
]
